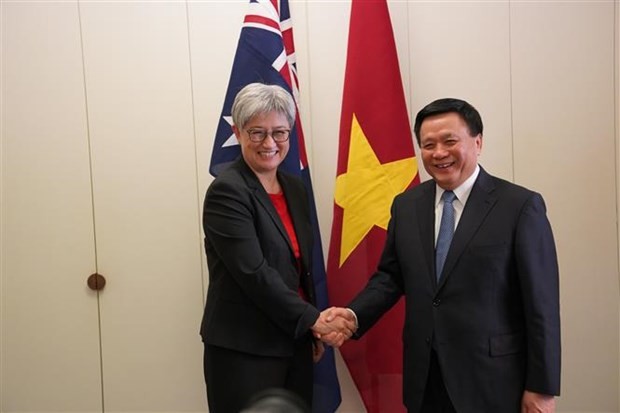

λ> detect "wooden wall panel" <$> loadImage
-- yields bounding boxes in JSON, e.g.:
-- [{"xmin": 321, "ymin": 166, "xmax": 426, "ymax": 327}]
[
  {"xmin": 0, "ymin": 2, "xmax": 102, "ymax": 411},
  {"xmin": 78, "ymin": 2, "xmax": 205, "ymax": 411},
  {"xmin": 510, "ymin": 2, "xmax": 618, "ymax": 411}
]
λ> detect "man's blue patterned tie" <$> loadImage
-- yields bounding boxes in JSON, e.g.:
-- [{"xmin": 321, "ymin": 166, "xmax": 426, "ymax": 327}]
[{"xmin": 436, "ymin": 190, "xmax": 456, "ymax": 281}]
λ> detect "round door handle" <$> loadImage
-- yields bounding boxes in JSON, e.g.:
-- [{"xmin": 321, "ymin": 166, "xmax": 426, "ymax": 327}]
[{"xmin": 87, "ymin": 273, "xmax": 106, "ymax": 291}]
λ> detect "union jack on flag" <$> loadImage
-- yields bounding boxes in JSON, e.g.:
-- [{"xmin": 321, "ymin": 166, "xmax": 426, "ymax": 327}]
[
  {"xmin": 210, "ymin": 0, "xmax": 307, "ymax": 177},
  {"xmin": 209, "ymin": 1, "xmax": 342, "ymax": 412}
]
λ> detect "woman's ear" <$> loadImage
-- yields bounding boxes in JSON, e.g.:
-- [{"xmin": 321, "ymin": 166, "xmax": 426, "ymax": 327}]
[{"xmin": 232, "ymin": 125, "xmax": 241, "ymax": 141}]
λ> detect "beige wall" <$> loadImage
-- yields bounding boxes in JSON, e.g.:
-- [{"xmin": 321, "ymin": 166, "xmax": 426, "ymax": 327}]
[{"xmin": 1, "ymin": 1, "xmax": 618, "ymax": 412}]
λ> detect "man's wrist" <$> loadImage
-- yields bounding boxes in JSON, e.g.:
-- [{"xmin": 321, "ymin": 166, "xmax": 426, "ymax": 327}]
[{"xmin": 346, "ymin": 308, "xmax": 359, "ymax": 329}]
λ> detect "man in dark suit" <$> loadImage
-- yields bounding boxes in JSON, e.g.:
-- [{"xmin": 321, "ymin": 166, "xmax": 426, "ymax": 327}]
[{"xmin": 328, "ymin": 98, "xmax": 560, "ymax": 412}]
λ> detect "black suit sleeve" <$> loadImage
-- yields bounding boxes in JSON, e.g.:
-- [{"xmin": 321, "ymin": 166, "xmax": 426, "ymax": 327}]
[
  {"xmin": 516, "ymin": 193, "xmax": 561, "ymax": 395},
  {"xmin": 348, "ymin": 201, "xmax": 405, "ymax": 336}
]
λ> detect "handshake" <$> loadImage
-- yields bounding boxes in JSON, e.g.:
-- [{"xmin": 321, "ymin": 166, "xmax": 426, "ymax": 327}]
[{"xmin": 311, "ymin": 307, "xmax": 357, "ymax": 348}]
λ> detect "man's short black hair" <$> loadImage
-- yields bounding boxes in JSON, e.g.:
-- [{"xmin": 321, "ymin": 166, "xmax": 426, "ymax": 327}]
[{"xmin": 413, "ymin": 98, "xmax": 483, "ymax": 145}]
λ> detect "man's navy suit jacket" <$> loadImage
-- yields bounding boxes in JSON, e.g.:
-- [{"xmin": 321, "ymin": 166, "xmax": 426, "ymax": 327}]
[{"xmin": 349, "ymin": 166, "xmax": 561, "ymax": 412}]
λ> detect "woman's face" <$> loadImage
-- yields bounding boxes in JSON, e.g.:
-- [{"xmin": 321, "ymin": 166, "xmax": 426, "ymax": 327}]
[{"xmin": 233, "ymin": 111, "xmax": 291, "ymax": 176}]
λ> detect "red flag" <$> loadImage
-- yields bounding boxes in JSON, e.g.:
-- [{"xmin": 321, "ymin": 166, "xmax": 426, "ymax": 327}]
[{"xmin": 327, "ymin": 1, "xmax": 420, "ymax": 412}]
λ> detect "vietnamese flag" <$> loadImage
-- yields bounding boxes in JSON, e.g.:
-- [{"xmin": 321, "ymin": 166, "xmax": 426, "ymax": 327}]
[{"xmin": 326, "ymin": 1, "xmax": 420, "ymax": 412}]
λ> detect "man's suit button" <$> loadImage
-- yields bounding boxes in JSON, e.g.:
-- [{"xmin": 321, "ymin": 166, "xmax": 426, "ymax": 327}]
[
  {"xmin": 432, "ymin": 299, "xmax": 441, "ymax": 307},
  {"xmin": 425, "ymin": 337, "xmax": 431, "ymax": 345}
]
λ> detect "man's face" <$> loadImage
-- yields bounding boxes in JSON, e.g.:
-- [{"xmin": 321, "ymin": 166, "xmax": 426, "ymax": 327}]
[{"xmin": 419, "ymin": 112, "xmax": 482, "ymax": 190}]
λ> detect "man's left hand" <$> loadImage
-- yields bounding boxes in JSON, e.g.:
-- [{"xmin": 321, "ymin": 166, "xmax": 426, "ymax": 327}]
[{"xmin": 521, "ymin": 390, "xmax": 555, "ymax": 413}]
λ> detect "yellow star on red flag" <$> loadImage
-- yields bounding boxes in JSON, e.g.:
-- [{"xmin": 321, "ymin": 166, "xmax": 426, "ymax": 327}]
[{"xmin": 334, "ymin": 113, "xmax": 417, "ymax": 267}]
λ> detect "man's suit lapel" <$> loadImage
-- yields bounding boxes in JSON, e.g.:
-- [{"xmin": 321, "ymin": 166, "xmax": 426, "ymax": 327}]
[{"xmin": 438, "ymin": 167, "xmax": 498, "ymax": 289}]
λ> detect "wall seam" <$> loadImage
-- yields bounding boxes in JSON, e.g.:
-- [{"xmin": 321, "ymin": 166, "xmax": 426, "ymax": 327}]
[
  {"xmin": 184, "ymin": 0, "xmax": 207, "ymax": 307},
  {"xmin": 0, "ymin": 0, "xmax": 5, "ymax": 408},
  {"xmin": 75, "ymin": 1, "xmax": 105, "ymax": 411},
  {"xmin": 614, "ymin": 1, "xmax": 620, "ymax": 409},
  {"xmin": 508, "ymin": 0, "xmax": 515, "ymax": 183},
  {"xmin": 405, "ymin": 0, "xmax": 414, "ymax": 149},
  {"xmin": 301, "ymin": 0, "xmax": 315, "ymax": 184}
]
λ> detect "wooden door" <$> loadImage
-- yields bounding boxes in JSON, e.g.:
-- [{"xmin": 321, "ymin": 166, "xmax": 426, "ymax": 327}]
[
  {"xmin": 78, "ymin": 2, "xmax": 206, "ymax": 411},
  {"xmin": 2, "ymin": 2, "xmax": 207, "ymax": 412},
  {"xmin": 1, "ymin": 2, "xmax": 103, "ymax": 411}
]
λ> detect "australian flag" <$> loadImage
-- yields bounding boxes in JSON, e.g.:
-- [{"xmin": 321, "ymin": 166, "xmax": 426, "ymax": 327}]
[{"xmin": 209, "ymin": 1, "xmax": 342, "ymax": 412}]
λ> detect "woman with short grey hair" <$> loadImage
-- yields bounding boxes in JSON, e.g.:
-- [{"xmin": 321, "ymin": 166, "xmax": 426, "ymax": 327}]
[{"xmin": 199, "ymin": 83, "xmax": 355, "ymax": 413}]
